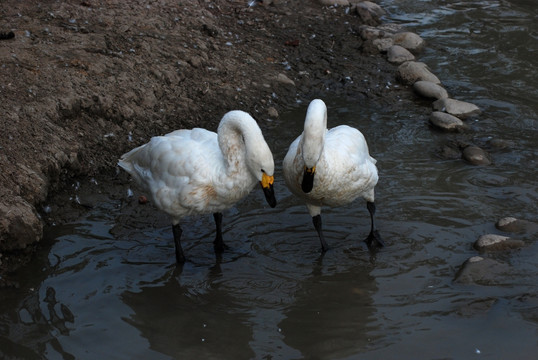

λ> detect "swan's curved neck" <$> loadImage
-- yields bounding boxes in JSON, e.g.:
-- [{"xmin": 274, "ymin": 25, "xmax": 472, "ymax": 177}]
[
  {"xmin": 301, "ymin": 100, "xmax": 327, "ymax": 168},
  {"xmin": 217, "ymin": 111, "xmax": 260, "ymax": 173}
]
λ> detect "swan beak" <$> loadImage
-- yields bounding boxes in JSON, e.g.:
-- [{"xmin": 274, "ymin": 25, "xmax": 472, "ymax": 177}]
[
  {"xmin": 301, "ymin": 166, "xmax": 315, "ymax": 193},
  {"xmin": 260, "ymin": 173, "xmax": 277, "ymax": 208}
]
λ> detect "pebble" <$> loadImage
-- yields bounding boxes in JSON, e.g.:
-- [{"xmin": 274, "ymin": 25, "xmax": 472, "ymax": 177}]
[
  {"xmin": 319, "ymin": 0, "xmax": 349, "ymax": 5},
  {"xmin": 453, "ymin": 256, "xmax": 509, "ymax": 285},
  {"xmin": 138, "ymin": 195, "xmax": 148, "ymax": 204},
  {"xmin": 462, "ymin": 146, "xmax": 491, "ymax": 165},
  {"xmin": 392, "ymin": 32, "xmax": 425, "ymax": 53},
  {"xmin": 358, "ymin": 25, "xmax": 384, "ymax": 41},
  {"xmin": 387, "ymin": 45, "xmax": 415, "ymax": 64},
  {"xmin": 439, "ymin": 144, "xmax": 462, "ymax": 160},
  {"xmin": 353, "ymin": 1, "xmax": 385, "ymax": 26},
  {"xmin": 457, "ymin": 297, "xmax": 498, "ymax": 317},
  {"xmin": 429, "ymin": 111, "xmax": 468, "ymax": 132},
  {"xmin": 275, "ymin": 73, "xmax": 295, "ymax": 86},
  {"xmin": 432, "ymin": 98, "xmax": 481, "ymax": 119},
  {"xmin": 373, "ymin": 37, "xmax": 393, "ymax": 52},
  {"xmin": 397, "ymin": 61, "xmax": 441, "ymax": 85},
  {"xmin": 488, "ymin": 138, "xmax": 514, "ymax": 150},
  {"xmin": 267, "ymin": 106, "xmax": 279, "ymax": 118},
  {"xmin": 496, "ymin": 217, "xmax": 538, "ymax": 234},
  {"xmin": 413, "ymin": 80, "xmax": 448, "ymax": 99},
  {"xmin": 473, "ymin": 234, "xmax": 524, "ymax": 251}
]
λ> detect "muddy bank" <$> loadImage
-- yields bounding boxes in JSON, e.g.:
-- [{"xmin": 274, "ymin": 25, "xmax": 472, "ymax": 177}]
[{"xmin": 0, "ymin": 0, "xmax": 408, "ymax": 275}]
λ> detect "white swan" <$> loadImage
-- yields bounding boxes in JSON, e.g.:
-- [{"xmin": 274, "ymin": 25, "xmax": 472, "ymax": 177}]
[
  {"xmin": 118, "ymin": 110, "xmax": 276, "ymax": 263},
  {"xmin": 283, "ymin": 99, "xmax": 383, "ymax": 251}
]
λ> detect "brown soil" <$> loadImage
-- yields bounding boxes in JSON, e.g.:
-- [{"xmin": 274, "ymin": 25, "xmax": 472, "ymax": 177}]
[{"xmin": 0, "ymin": 0, "xmax": 411, "ymax": 276}]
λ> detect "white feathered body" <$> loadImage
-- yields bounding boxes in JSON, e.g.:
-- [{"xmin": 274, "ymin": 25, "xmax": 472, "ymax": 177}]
[
  {"xmin": 119, "ymin": 111, "xmax": 272, "ymax": 225},
  {"xmin": 283, "ymin": 125, "xmax": 378, "ymax": 212}
]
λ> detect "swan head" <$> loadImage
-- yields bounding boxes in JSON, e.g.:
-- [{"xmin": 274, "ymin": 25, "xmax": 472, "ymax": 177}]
[
  {"xmin": 248, "ymin": 140, "xmax": 276, "ymax": 208},
  {"xmin": 301, "ymin": 99, "xmax": 327, "ymax": 193}
]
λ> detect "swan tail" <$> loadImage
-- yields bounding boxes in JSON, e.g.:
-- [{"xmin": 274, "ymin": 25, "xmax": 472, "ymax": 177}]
[{"xmin": 118, "ymin": 143, "xmax": 147, "ymax": 174}]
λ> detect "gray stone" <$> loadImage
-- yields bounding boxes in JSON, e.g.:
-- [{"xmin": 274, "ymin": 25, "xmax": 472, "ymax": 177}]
[
  {"xmin": 488, "ymin": 138, "xmax": 515, "ymax": 150},
  {"xmin": 462, "ymin": 146, "xmax": 491, "ymax": 165},
  {"xmin": 496, "ymin": 217, "xmax": 538, "ymax": 234},
  {"xmin": 474, "ymin": 234, "xmax": 525, "ymax": 251},
  {"xmin": 454, "ymin": 256, "xmax": 510, "ymax": 285},
  {"xmin": 1, "ymin": 197, "xmax": 43, "ymax": 251},
  {"xmin": 373, "ymin": 37, "xmax": 394, "ymax": 52},
  {"xmin": 275, "ymin": 73, "xmax": 295, "ymax": 86},
  {"xmin": 358, "ymin": 25, "xmax": 383, "ymax": 41},
  {"xmin": 377, "ymin": 23, "xmax": 405, "ymax": 34},
  {"xmin": 392, "ymin": 32, "xmax": 425, "ymax": 53},
  {"xmin": 267, "ymin": 106, "xmax": 279, "ymax": 118},
  {"xmin": 359, "ymin": 24, "xmax": 402, "ymax": 41},
  {"xmin": 429, "ymin": 111, "xmax": 468, "ymax": 132},
  {"xmin": 432, "ymin": 98, "xmax": 481, "ymax": 119},
  {"xmin": 439, "ymin": 144, "xmax": 462, "ymax": 160},
  {"xmin": 456, "ymin": 297, "xmax": 498, "ymax": 317},
  {"xmin": 387, "ymin": 45, "xmax": 415, "ymax": 64},
  {"xmin": 319, "ymin": 0, "xmax": 350, "ymax": 5},
  {"xmin": 413, "ymin": 80, "xmax": 448, "ymax": 99},
  {"xmin": 354, "ymin": 1, "xmax": 385, "ymax": 26},
  {"xmin": 397, "ymin": 61, "xmax": 440, "ymax": 85}
]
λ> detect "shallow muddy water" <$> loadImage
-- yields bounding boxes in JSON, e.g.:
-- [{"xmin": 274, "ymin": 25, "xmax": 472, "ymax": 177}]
[{"xmin": 2, "ymin": 0, "xmax": 537, "ymax": 359}]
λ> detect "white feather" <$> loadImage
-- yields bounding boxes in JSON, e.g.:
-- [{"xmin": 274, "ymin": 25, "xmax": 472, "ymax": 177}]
[
  {"xmin": 118, "ymin": 110, "xmax": 275, "ymax": 225},
  {"xmin": 283, "ymin": 99, "xmax": 378, "ymax": 217}
]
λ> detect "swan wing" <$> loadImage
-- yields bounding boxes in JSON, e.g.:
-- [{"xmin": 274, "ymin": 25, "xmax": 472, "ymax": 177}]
[
  {"xmin": 317, "ymin": 125, "xmax": 378, "ymax": 203},
  {"xmin": 119, "ymin": 128, "xmax": 224, "ymax": 216}
]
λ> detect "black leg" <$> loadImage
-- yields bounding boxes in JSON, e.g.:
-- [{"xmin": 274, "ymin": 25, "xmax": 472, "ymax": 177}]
[
  {"xmin": 213, "ymin": 212, "xmax": 228, "ymax": 253},
  {"xmin": 172, "ymin": 223, "xmax": 186, "ymax": 263},
  {"xmin": 364, "ymin": 201, "xmax": 385, "ymax": 248},
  {"xmin": 312, "ymin": 214, "xmax": 329, "ymax": 252}
]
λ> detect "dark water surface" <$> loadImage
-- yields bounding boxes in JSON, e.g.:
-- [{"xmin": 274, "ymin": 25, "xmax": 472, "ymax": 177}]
[{"xmin": 2, "ymin": 1, "xmax": 537, "ymax": 359}]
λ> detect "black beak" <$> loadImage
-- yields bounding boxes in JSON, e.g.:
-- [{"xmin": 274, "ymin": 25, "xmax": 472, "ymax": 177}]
[
  {"xmin": 261, "ymin": 182, "xmax": 277, "ymax": 208},
  {"xmin": 301, "ymin": 167, "xmax": 315, "ymax": 193}
]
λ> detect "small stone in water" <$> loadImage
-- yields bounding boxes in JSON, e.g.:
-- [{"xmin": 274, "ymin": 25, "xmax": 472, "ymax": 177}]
[
  {"xmin": 462, "ymin": 146, "xmax": 491, "ymax": 165},
  {"xmin": 473, "ymin": 234, "xmax": 524, "ymax": 251}
]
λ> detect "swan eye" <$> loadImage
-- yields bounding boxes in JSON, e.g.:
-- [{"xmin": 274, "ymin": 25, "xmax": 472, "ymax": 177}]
[{"xmin": 261, "ymin": 169, "xmax": 266, "ymax": 173}]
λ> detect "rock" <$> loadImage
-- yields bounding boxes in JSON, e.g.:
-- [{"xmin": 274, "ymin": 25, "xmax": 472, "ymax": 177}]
[
  {"xmin": 358, "ymin": 24, "xmax": 401, "ymax": 41},
  {"xmin": 413, "ymin": 80, "xmax": 448, "ymax": 99},
  {"xmin": 397, "ymin": 61, "xmax": 441, "ymax": 85},
  {"xmin": 188, "ymin": 55, "xmax": 204, "ymax": 68},
  {"xmin": 473, "ymin": 234, "xmax": 525, "ymax": 251},
  {"xmin": 353, "ymin": 1, "xmax": 385, "ymax": 26},
  {"xmin": 432, "ymin": 98, "xmax": 481, "ymax": 119},
  {"xmin": 372, "ymin": 37, "xmax": 393, "ymax": 52},
  {"xmin": 439, "ymin": 144, "xmax": 462, "ymax": 160},
  {"xmin": 488, "ymin": 138, "xmax": 515, "ymax": 150},
  {"xmin": 454, "ymin": 256, "xmax": 510, "ymax": 285},
  {"xmin": 387, "ymin": 45, "xmax": 415, "ymax": 64},
  {"xmin": 0, "ymin": 196, "xmax": 43, "ymax": 252},
  {"xmin": 429, "ymin": 111, "xmax": 468, "ymax": 132},
  {"xmin": 462, "ymin": 146, "xmax": 491, "ymax": 165},
  {"xmin": 267, "ymin": 106, "xmax": 279, "ymax": 118},
  {"xmin": 138, "ymin": 195, "xmax": 148, "ymax": 205},
  {"xmin": 456, "ymin": 297, "xmax": 498, "ymax": 317},
  {"xmin": 392, "ymin": 32, "xmax": 425, "ymax": 53},
  {"xmin": 496, "ymin": 217, "xmax": 538, "ymax": 234},
  {"xmin": 358, "ymin": 25, "xmax": 384, "ymax": 41},
  {"xmin": 275, "ymin": 73, "xmax": 295, "ymax": 86},
  {"xmin": 319, "ymin": 0, "xmax": 349, "ymax": 5},
  {"xmin": 377, "ymin": 23, "xmax": 405, "ymax": 34}
]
